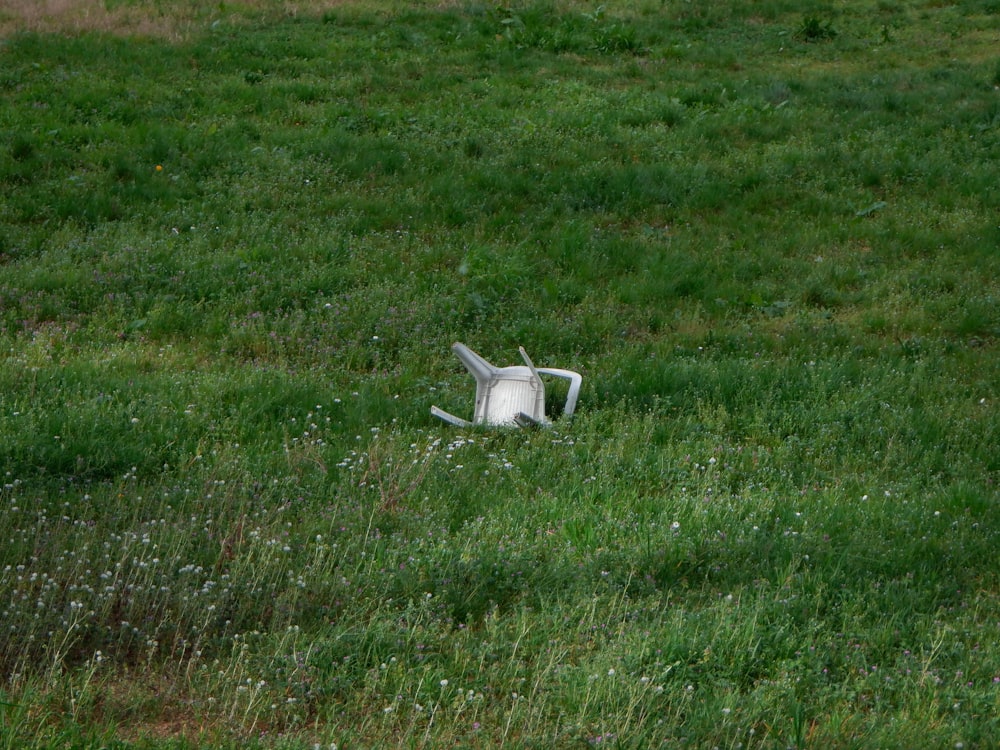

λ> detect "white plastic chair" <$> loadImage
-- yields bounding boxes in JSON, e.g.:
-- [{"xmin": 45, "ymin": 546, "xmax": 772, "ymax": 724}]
[{"xmin": 431, "ymin": 342, "xmax": 582, "ymax": 428}]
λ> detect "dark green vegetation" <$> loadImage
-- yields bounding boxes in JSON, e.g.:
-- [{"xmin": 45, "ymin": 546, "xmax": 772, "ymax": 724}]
[{"xmin": 2, "ymin": 1, "xmax": 999, "ymax": 746}]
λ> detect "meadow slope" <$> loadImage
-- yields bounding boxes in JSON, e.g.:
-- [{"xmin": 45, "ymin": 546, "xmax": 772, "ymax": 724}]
[{"xmin": 1, "ymin": 1, "xmax": 1000, "ymax": 747}]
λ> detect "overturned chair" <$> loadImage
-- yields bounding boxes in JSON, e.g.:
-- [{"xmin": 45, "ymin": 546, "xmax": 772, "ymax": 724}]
[{"xmin": 431, "ymin": 342, "xmax": 582, "ymax": 428}]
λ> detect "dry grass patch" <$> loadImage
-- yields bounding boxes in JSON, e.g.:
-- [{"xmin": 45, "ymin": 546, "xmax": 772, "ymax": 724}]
[
  {"xmin": 0, "ymin": 0, "xmax": 355, "ymax": 38},
  {"xmin": 0, "ymin": 0, "xmax": 185, "ymax": 38}
]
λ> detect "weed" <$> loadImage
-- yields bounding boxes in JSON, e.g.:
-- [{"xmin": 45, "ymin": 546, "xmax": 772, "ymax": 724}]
[{"xmin": 796, "ymin": 14, "xmax": 838, "ymax": 42}]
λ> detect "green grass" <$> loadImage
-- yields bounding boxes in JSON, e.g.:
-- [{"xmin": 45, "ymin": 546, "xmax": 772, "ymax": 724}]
[{"xmin": 2, "ymin": 0, "xmax": 1000, "ymax": 746}]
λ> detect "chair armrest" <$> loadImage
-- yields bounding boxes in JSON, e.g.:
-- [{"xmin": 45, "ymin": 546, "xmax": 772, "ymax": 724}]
[{"xmin": 536, "ymin": 368, "xmax": 582, "ymax": 419}]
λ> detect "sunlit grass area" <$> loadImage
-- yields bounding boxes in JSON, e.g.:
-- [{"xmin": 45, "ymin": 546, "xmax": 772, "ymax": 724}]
[{"xmin": 2, "ymin": 1, "xmax": 999, "ymax": 747}]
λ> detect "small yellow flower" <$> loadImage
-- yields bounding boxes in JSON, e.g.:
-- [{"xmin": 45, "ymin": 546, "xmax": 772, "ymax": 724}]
[{"xmin": 155, "ymin": 164, "xmax": 163, "ymax": 172}]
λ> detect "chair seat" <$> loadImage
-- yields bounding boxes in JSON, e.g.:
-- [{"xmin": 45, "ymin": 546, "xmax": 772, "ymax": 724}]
[{"xmin": 476, "ymin": 369, "xmax": 544, "ymax": 426}]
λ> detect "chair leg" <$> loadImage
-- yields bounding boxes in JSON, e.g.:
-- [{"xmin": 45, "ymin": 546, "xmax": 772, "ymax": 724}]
[
  {"xmin": 452, "ymin": 342, "xmax": 498, "ymax": 383},
  {"xmin": 431, "ymin": 406, "xmax": 472, "ymax": 428},
  {"xmin": 514, "ymin": 411, "xmax": 547, "ymax": 428}
]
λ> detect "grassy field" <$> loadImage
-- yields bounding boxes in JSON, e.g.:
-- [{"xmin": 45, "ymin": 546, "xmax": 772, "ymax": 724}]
[{"xmin": 2, "ymin": 0, "xmax": 1000, "ymax": 746}]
